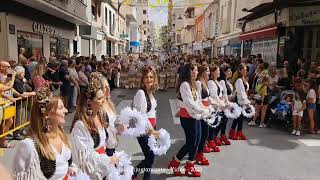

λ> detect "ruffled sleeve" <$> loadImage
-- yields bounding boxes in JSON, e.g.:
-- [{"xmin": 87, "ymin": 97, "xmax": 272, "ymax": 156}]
[
  {"xmin": 180, "ymin": 82, "xmax": 205, "ymax": 115},
  {"xmin": 208, "ymin": 80, "xmax": 225, "ymax": 106},
  {"xmin": 195, "ymin": 81, "xmax": 202, "ymax": 100},
  {"xmin": 219, "ymin": 80, "xmax": 229, "ymax": 102},
  {"xmin": 12, "ymin": 138, "xmax": 46, "ymax": 180},
  {"xmin": 133, "ymin": 89, "xmax": 148, "ymax": 113},
  {"xmin": 235, "ymin": 79, "xmax": 250, "ymax": 105},
  {"xmin": 133, "ymin": 89, "xmax": 154, "ymax": 133},
  {"xmin": 71, "ymin": 121, "xmax": 112, "ymax": 180}
]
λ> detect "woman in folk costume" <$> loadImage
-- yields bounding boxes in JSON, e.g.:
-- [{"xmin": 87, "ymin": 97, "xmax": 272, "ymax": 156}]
[
  {"xmin": 13, "ymin": 87, "xmax": 79, "ymax": 180},
  {"xmin": 194, "ymin": 64, "xmax": 211, "ymax": 166},
  {"xmin": 217, "ymin": 63, "xmax": 234, "ymax": 145},
  {"xmin": 229, "ymin": 63, "xmax": 251, "ymax": 140},
  {"xmin": 207, "ymin": 64, "xmax": 226, "ymax": 152},
  {"xmin": 168, "ymin": 63, "xmax": 210, "ymax": 177},
  {"xmin": 132, "ymin": 66, "xmax": 161, "ymax": 180},
  {"xmin": 70, "ymin": 74, "xmax": 119, "ymax": 179},
  {"xmin": 91, "ymin": 72, "xmax": 122, "ymax": 157}
]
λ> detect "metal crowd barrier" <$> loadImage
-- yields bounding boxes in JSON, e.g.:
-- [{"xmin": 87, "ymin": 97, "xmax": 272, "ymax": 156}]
[{"xmin": 0, "ymin": 96, "xmax": 33, "ymax": 139}]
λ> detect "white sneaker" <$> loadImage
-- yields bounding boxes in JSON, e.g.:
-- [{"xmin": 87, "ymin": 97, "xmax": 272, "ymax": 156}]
[
  {"xmin": 248, "ymin": 121, "xmax": 256, "ymax": 126},
  {"xmin": 291, "ymin": 130, "xmax": 297, "ymax": 135},
  {"xmin": 259, "ymin": 123, "xmax": 267, "ymax": 128},
  {"xmin": 271, "ymin": 109, "xmax": 276, "ymax": 114},
  {"xmin": 295, "ymin": 130, "xmax": 301, "ymax": 136}
]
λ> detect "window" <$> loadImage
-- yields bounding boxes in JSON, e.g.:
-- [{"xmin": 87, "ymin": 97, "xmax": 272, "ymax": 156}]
[
  {"xmin": 50, "ymin": 37, "xmax": 70, "ymax": 57},
  {"xmin": 105, "ymin": 8, "xmax": 108, "ymax": 25},
  {"xmin": 143, "ymin": 10, "xmax": 147, "ymax": 14},
  {"xmin": 92, "ymin": 4, "xmax": 97, "ymax": 21},
  {"xmin": 143, "ymin": 20, "xmax": 146, "ymax": 25},
  {"xmin": 17, "ymin": 31, "xmax": 43, "ymax": 60},
  {"xmin": 144, "ymin": 30, "xmax": 146, "ymax": 35}
]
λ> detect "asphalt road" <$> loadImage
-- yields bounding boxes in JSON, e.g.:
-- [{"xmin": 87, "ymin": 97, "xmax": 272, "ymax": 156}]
[{"xmin": 1, "ymin": 89, "xmax": 320, "ymax": 180}]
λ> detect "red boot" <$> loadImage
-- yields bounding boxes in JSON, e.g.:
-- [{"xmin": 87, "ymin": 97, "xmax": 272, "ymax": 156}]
[
  {"xmin": 214, "ymin": 137, "xmax": 222, "ymax": 146},
  {"xmin": 168, "ymin": 157, "xmax": 182, "ymax": 176},
  {"xmin": 237, "ymin": 131, "xmax": 247, "ymax": 140},
  {"xmin": 207, "ymin": 140, "xmax": 220, "ymax": 152},
  {"xmin": 195, "ymin": 152, "xmax": 210, "ymax": 166},
  {"xmin": 229, "ymin": 129, "xmax": 238, "ymax": 140},
  {"xmin": 184, "ymin": 161, "xmax": 201, "ymax": 177},
  {"xmin": 203, "ymin": 144, "xmax": 211, "ymax": 153},
  {"xmin": 220, "ymin": 135, "xmax": 231, "ymax": 145}
]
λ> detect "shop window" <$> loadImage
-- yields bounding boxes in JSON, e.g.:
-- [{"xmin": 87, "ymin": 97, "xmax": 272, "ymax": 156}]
[
  {"xmin": 17, "ymin": 31, "xmax": 43, "ymax": 60},
  {"xmin": 50, "ymin": 37, "xmax": 70, "ymax": 57}
]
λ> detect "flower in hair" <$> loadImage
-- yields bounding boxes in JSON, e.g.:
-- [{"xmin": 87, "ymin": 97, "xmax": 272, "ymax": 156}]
[
  {"xmin": 35, "ymin": 87, "xmax": 51, "ymax": 114},
  {"xmin": 86, "ymin": 73, "xmax": 103, "ymax": 98}
]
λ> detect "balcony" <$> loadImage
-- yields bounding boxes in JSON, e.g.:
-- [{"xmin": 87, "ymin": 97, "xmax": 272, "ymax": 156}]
[
  {"xmin": 13, "ymin": 0, "xmax": 89, "ymax": 25},
  {"xmin": 184, "ymin": 17, "xmax": 195, "ymax": 29}
]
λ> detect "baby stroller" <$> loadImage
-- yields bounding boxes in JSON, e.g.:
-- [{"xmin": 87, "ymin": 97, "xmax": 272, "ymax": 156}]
[{"xmin": 266, "ymin": 90, "xmax": 295, "ymax": 131}]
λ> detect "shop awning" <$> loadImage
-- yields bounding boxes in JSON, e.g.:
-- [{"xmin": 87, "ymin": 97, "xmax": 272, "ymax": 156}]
[
  {"xmin": 130, "ymin": 41, "xmax": 141, "ymax": 47},
  {"xmin": 239, "ymin": 25, "xmax": 278, "ymax": 41}
]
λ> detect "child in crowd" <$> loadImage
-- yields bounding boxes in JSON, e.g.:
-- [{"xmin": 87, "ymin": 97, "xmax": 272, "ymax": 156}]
[
  {"xmin": 271, "ymin": 95, "xmax": 293, "ymax": 117},
  {"xmin": 291, "ymin": 92, "xmax": 306, "ymax": 136}
]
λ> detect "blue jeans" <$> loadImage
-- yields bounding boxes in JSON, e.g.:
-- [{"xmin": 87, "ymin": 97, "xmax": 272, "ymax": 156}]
[{"xmin": 176, "ymin": 117, "xmax": 201, "ymax": 161}]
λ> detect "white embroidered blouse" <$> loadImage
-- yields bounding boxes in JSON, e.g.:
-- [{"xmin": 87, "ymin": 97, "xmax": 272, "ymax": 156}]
[
  {"xmin": 133, "ymin": 89, "xmax": 157, "ymax": 132},
  {"xmin": 70, "ymin": 121, "xmax": 112, "ymax": 180},
  {"xmin": 235, "ymin": 78, "xmax": 250, "ymax": 106},
  {"xmin": 179, "ymin": 81, "xmax": 209, "ymax": 120},
  {"xmin": 208, "ymin": 79, "xmax": 225, "ymax": 108},
  {"xmin": 219, "ymin": 79, "xmax": 234, "ymax": 102},
  {"xmin": 13, "ymin": 138, "xmax": 71, "ymax": 180}
]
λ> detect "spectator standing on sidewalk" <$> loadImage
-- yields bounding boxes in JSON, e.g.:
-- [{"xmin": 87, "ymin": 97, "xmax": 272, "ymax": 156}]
[
  {"xmin": 0, "ymin": 60, "xmax": 17, "ymax": 148},
  {"xmin": 32, "ymin": 64, "xmax": 50, "ymax": 92},
  {"xmin": 13, "ymin": 66, "xmax": 36, "ymax": 139},
  {"xmin": 68, "ymin": 60, "xmax": 80, "ymax": 112}
]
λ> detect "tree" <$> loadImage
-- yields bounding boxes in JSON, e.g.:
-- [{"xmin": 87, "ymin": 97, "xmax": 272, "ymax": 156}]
[{"xmin": 160, "ymin": 25, "xmax": 169, "ymax": 51}]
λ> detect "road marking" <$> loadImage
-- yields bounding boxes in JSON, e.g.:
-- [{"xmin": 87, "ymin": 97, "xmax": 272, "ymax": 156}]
[
  {"xmin": 169, "ymin": 99, "xmax": 180, "ymax": 125},
  {"xmin": 116, "ymin": 100, "xmax": 133, "ymax": 113},
  {"xmin": 298, "ymin": 139, "xmax": 320, "ymax": 147}
]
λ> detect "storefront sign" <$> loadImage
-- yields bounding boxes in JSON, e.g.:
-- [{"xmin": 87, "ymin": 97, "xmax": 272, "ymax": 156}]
[
  {"xmin": 33, "ymin": 22, "xmax": 57, "ymax": 36},
  {"xmin": 289, "ymin": 6, "xmax": 320, "ymax": 26}
]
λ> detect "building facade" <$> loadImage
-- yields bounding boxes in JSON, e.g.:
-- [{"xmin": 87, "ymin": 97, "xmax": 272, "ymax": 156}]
[{"xmin": 0, "ymin": 0, "xmax": 89, "ymax": 61}]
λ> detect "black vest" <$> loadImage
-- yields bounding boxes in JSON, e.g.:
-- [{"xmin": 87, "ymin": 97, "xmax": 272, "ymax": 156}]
[{"xmin": 33, "ymin": 139, "xmax": 72, "ymax": 179}]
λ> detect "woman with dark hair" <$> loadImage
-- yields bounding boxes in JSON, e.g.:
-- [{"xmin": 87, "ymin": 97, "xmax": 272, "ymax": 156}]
[
  {"xmin": 132, "ymin": 66, "xmax": 160, "ymax": 180},
  {"xmin": 194, "ymin": 64, "xmax": 211, "ymax": 166},
  {"xmin": 229, "ymin": 63, "xmax": 251, "ymax": 140},
  {"xmin": 168, "ymin": 63, "xmax": 210, "ymax": 177},
  {"xmin": 207, "ymin": 64, "xmax": 226, "ymax": 151},
  {"xmin": 218, "ymin": 63, "xmax": 233, "ymax": 145}
]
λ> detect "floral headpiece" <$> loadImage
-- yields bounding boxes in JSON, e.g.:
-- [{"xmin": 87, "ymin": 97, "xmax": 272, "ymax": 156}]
[
  {"xmin": 35, "ymin": 87, "xmax": 52, "ymax": 114},
  {"xmin": 86, "ymin": 72, "xmax": 103, "ymax": 99}
]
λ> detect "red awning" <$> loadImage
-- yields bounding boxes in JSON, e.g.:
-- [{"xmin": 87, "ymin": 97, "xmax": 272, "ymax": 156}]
[{"xmin": 240, "ymin": 25, "xmax": 278, "ymax": 41}]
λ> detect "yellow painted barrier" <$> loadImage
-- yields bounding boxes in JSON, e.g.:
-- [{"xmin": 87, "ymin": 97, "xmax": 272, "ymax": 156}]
[{"xmin": 0, "ymin": 96, "xmax": 33, "ymax": 139}]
